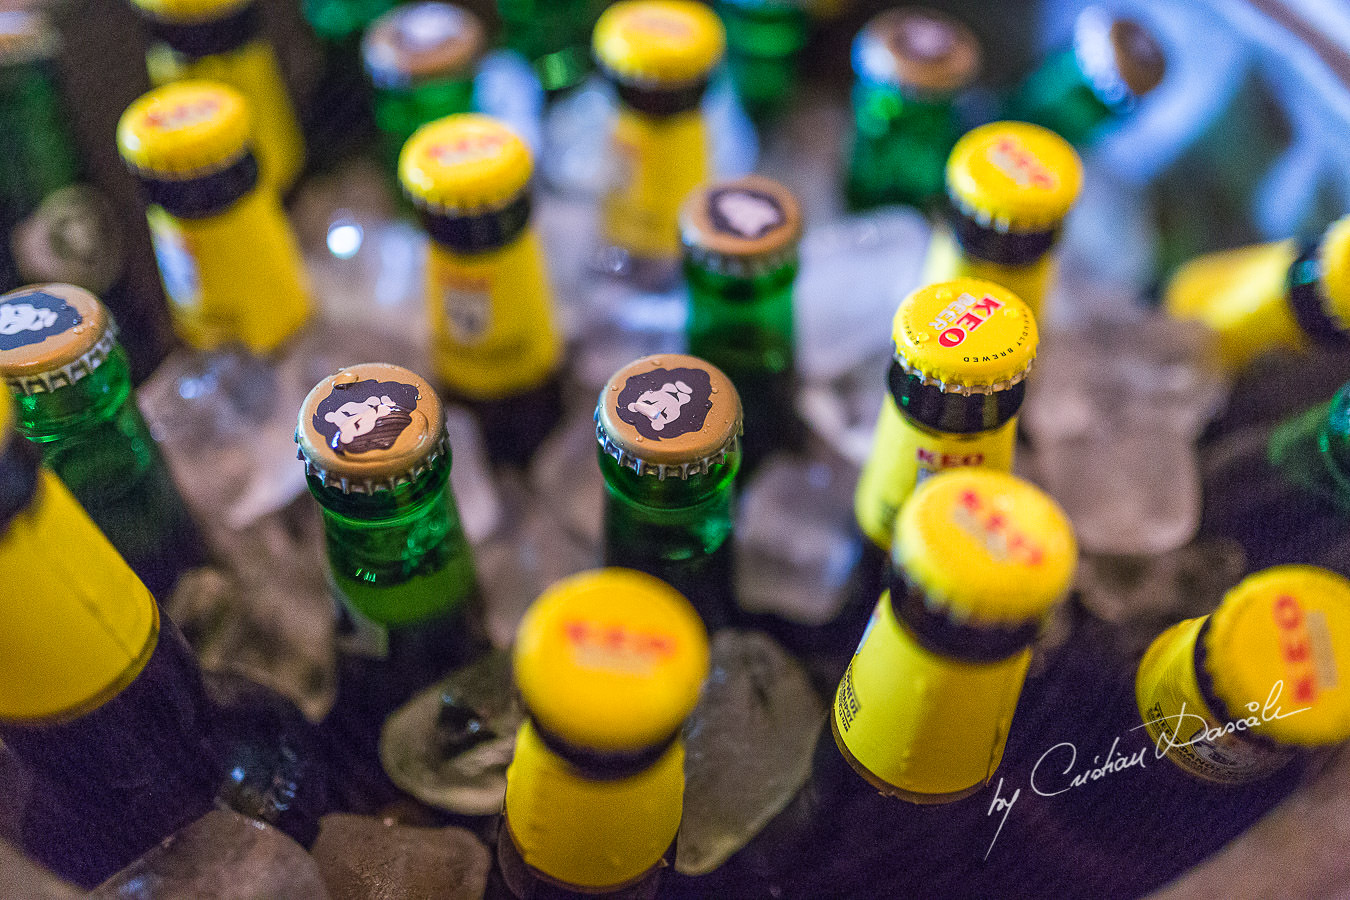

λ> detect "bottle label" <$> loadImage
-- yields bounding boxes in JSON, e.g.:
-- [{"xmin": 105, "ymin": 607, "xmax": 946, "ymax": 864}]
[
  {"xmin": 832, "ymin": 590, "xmax": 1030, "ymax": 797},
  {"xmin": 0, "ymin": 289, "xmax": 83, "ymax": 351},
  {"xmin": 1135, "ymin": 617, "xmax": 1294, "ymax": 784},
  {"xmin": 10, "ymin": 185, "xmax": 125, "ymax": 296},
  {"xmin": 854, "ymin": 396, "xmax": 1017, "ymax": 549},
  {"xmin": 603, "ymin": 108, "xmax": 710, "ymax": 260},
  {"xmin": 427, "ymin": 229, "xmax": 561, "ymax": 400},
  {"xmin": 147, "ymin": 205, "xmax": 202, "ymax": 312}
]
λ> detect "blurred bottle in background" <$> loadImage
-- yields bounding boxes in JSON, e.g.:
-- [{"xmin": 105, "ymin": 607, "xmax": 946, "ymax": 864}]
[
  {"xmin": 715, "ymin": 0, "xmax": 808, "ymax": 122},
  {"xmin": 497, "ymin": 0, "xmax": 609, "ymax": 97}
]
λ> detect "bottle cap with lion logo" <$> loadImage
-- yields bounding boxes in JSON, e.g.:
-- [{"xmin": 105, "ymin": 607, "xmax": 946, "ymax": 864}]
[
  {"xmin": 679, "ymin": 175, "xmax": 802, "ymax": 277},
  {"xmin": 0, "ymin": 284, "xmax": 117, "ymax": 397},
  {"xmin": 296, "ymin": 362, "xmax": 448, "ymax": 494},
  {"xmin": 595, "ymin": 353, "xmax": 742, "ymax": 479},
  {"xmin": 514, "ymin": 568, "xmax": 708, "ymax": 752},
  {"xmin": 399, "ymin": 113, "xmax": 532, "ymax": 213}
]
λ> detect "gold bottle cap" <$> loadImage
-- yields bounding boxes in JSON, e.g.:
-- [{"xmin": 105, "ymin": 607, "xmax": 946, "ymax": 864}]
[
  {"xmin": 295, "ymin": 362, "xmax": 448, "ymax": 494},
  {"xmin": 363, "ymin": 2, "xmax": 485, "ymax": 90},
  {"xmin": 852, "ymin": 7, "xmax": 980, "ymax": 97},
  {"xmin": 127, "ymin": 0, "xmax": 251, "ymax": 24},
  {"xmin": 513, "ymin": 568, "xmax": 709, "ymax": 752},
  {"xmin": 1074, "ymin": 8, "xmax": 1166, "ymax": 105},
  {"xmin": 679, "ymin": 175, "xmax": 802, "ymax": 276},
  {"xmin": 0, "ymin": 10, "xmax": 57, "ymax": 66},
  {"xmin": 945, "ymin": 121, "xmax": 1083, "ymax": 233},
  {"xmin": 0, "ymin": 284, "xmax": 116, "ymax": 396},
  {"xmin": 593, "ymin": 0, "xmax": 726, "ymax": 87},
  {"xmin": 117, "ymin": 81, "xmax": 252, "ymax": 179},
  {"xmin": 595, "ymin": 354, "xmax": 741, "ymax": 478},
  {"xmin": 1204, "ymin": 565, "xmax": 1350, "ymax": 748},
  {"xmin": 895, "ymin": 468, "xmax": 1077, "ymax": 624},
  {"xmin": 891, "ymin": 278, "xmax": 1038, "ymax": 392}
]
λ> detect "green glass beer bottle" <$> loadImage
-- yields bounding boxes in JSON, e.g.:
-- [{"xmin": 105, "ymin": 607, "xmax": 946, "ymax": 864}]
[
  {"xmin": 596, "ymin": 353, "xmax": 743, "ymax": 630},
  {"xmin": 0, "ymin": 12, "xmax": 128, "ymax": 308},
  {"xmin": 1010, "ymin": 7, "xmax": 1165, "ymax": 147},
  {"xmin": 362, "ymin": 2, "xmax": 484, "ymax": 180},
  {"xmin": 296, "ymin": 361, "xmax": 485, "ymax": 809},
  {"xmin": 680, "ymin": 175, "xmax": 803, "ymax": 474},
  {"xmin": 715, "ymin": 0, "xmax": 808, "ymax": 121},
  {"xmin": 399, "ymin": 114, "xmax": 565, "ymax": 467},
  {"xmin": 0, "ymin": 283, "xmax": 207, "ymax": 599},
  {"xmin": 495, "ymin": 0, "xmax": 608, "ymax": 95},
  {"xmin": 488, "ymin": 568, "xmax": 710, "ymax": 899},
  {"xmin": 845, "ymin": 7, "xmax": 981, "ymax": 212}
]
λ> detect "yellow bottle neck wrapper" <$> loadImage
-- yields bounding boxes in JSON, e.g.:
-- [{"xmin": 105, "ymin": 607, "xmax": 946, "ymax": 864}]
[
  {"xmin": 833, "ymin": 592, "xmax": 1030, "ymax": 800},
  {"xmin": 603, "ymin": 108, "xmax": 710, "ymax": 261},
  {"xmin": 1135, "ymin": 616, "xmax": 1293, "ymax": 783},
  {"xmin": 503, "ymin": 720, "xmax": 683, "ymax": 889},
  {"xmin": 921, "ymin": 227, "xmax": 1057, "ymax": 322},
  {"xmin": 854, "ymin": 396, "xmax": 1018, "ymax": 550},
  {"xmin": 0, "ymin": 471, "xmax": 159, "ymax": 722},
  {"xmin": 426, "ymin": 230, "xmax": 562, "ymax": 400}
]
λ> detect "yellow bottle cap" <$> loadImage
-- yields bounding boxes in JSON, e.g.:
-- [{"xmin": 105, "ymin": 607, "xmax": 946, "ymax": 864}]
[
  {"xmin": 891, "ymin": 278, "xmax": 1037, "ymax": 390},
  {"xmin": 946, "ymin": 121, "xmax": 1083, "ymax": 232},
  {"xmin": 363, "ymin": 2, "xmax": 485, "ymax": 90},
  {"xmin": 1317, "ymin": 215, "xmax": 1350, "ymax": 330},
  {"xmin": 127, "ymin": 0, "xmax": 250, "ymax": 24},
  {"xmin": 399, "ymin": 113, "xmax": 532, "ymax": 213},
  {"xmin": 593, "ymin": 0, "xmax": 726, "ymax": 87},
  {"xmin": 0, "ymin": 284, "xmax": 116, "ymax": 397},
  {"xmin": 1204, "ymin": 565, "xmax": 1350, "ymax": 748},
  {"xmin": 852, "ymin": 7, "xmax": 981, "ymax": 96},
  {"xmin": 596, "ymin": 353, "xmax": 742, "ymax": 478},
  {"xmin": 296, "ymin": 362, "xmax": 447, "ymax": 494},
  {"xmin": 894, "ymin": 468, "xmax": 1076, "ymax": 624},
  {"xmin": 513, "ymin": 568, "xmax": 709, "ymax": 753},
  {"xmin": 679, "ymin": 174, "xmax": 802, "ymax": 275},
  {"xmin": 117, "ymin": 81, "xmax": 252, "ymax": 179}
]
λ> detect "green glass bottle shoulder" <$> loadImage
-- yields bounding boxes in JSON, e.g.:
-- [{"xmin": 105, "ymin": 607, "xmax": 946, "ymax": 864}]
[
  {"xmin": 1011, "ymin": 49, "xmax": 1114, "ymax": 147},
  {"xmin": 846, "ymin": 82, "xmax": 961, "ymax": 211},
  {"xmin": 307, "ymin": 454, "xmax": 477, "ymax": 628}
]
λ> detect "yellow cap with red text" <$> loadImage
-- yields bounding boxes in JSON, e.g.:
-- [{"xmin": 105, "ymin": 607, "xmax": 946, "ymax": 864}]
[
  {"xmin": 895, "ymin": 468, "xmax": 1076, "ymax": 624},
  {"xmin": 513, "ymin": 568, "xmax": 709, "ymax": 752},
  {"xmin": 117, "ymin": 81, "xmax": 251, "ymax": 178},
  {"xmin": 594, "ymin": 0, "xmax": 725, "ymax": 86},
  {"xmin": 946, "ymin": 121, "xmax": 1082, "ymax": 232},
  {"xmin": 399, "ymin": 113, "xmax": 532, "ymax": 212},
  {"xmin": 1204, "ymin": 565, "xmax": 1350, "ymax": 747},
  {"xmin": 891, "ymin": 277, "xmax": 1038, "ymax": 390}
]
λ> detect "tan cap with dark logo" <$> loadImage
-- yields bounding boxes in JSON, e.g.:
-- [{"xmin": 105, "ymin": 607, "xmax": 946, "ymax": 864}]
[
  {"xmin": 680, "ymin": 175, "xmax": 802, "ymax": 276},
  {"xmin": 296, "ymin": 362, "xmax": 448, "ymax": 493},
  {"xmin": 595, "ymin": 353, "xmax": 741, "ymax": 477},
  {"xmin": 0, "ymin": 283, "xmax": 115, "ymax": 396}
]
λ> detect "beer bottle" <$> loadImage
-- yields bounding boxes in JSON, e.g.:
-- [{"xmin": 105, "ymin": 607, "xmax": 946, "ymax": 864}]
[
  {"xmin": 0, "ymin": 411, "xmax": 219, "ymax": 887},
  {"xmin": 1164, "ymin": 214, "xmax": 1350, "ymax": 373},
  {"xmin": 117, "ymin": 81, "xmax": 312, "ymax": 356},
  {"xmin": 680, "ymin": 175, "xmax": 802, "ymax": 474},
  {"xmin": 128, "ymin": 0, "xmax": 305, "ymax": 193},
  {"xmin": 853, "ymin": 278, "xmax": 1037, "ymax": 609},
  {"xmin": 0, "ymin": 11, "xmax": 126, "ymax": 301},
  {"xmin": 673, "ymin": 468, "xmax": 1076, "ymax": 899},
  {"xmin": 296, "ymin": 361, "xmax": 485, "ymax": 809},
  {"xmin": 0, "ymin": 283, "xmax": 206, "ymax": 598},
  {"xmin": 715, "ymin": 0, "xmax": 809, "ymax": 121},
  {"xmin": 496, "ymin": 0, "xmax": 608, "ymax": 95},
  {"xmin": 922, "ymin": 121, "xmax": 1082, "ymax": 320},
  {"xmin": 844, "ymin": 7, "xmax": 981, "ymax": 212},
  {"xmin": 595, "ymin": 353, "xmax": 742, "ymax": 630},
  {"xmin": 488, "ymin": 568, "xmax": 710, "ymax": 899},
  {"xmin": 400, "ymin": 113, "xmax": 565, "ymax": 466},
  {"xmin": 594, "ymin": 0, "xmax": 726, "ymax": 287},
  {"xmin": 1010, "ymin": 7, "xmax": 1166, "ymax": 147},
  {"xmin": 362, "ymin": 2, "xmax": 484, "ymax": 179}
]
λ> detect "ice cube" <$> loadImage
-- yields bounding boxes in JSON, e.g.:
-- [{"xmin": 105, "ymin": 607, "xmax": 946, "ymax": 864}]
[{"xmin": 309, "ymin": 813, "xmax": 489, "ymax": 900}]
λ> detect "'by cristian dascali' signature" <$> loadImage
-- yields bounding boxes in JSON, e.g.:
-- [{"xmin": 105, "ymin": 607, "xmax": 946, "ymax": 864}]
[{"xmin": 983, "ymin": 681, "xmax": 1311, "ymax": 859}]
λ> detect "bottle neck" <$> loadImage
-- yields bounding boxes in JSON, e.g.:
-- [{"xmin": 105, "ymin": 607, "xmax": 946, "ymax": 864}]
[
  {"xmin": 886, "ymin": 565, "xmax": 1041, "ymax": 663},
  {"xmin": 14, "ymin": 343, "xmax": 133, "ymax": 442},
  {"xmin": 852, "ymin": 77, "xmax": 956, "ymax": 126},
  {"xmin": 136, "ymin": 152, "xmax": 259, "ymax": 219},
  {"xmin": 306, "ymin": 452, "xmax": 451, "ymax": 521},
  {"xmin": 598, "ymin": 443, "xmax": 740, "ymax": 508},
  {"xmin": 418, "ymin": 193, "xmax": 531, "ymax": 254},
  {"xmin": 683, "ymin": 253, "xmax": 797, "ymax": 300},
  {"xmin": 146, "ymin": 1, "xmax": 262, "ymax": 59},
  {"xmin": 947, "ymin": 204, "xmax": 1060, "ymax": 267},
  {"xmin": 1016, "ymin": 49, "xmax": 1113, "ymax": 145},
  {"xmin": 1286, "ymin": 241, "xmax": 1350, "ymax": 349},
  {"xmin": 0, "ymin": 56, "xmax": 82, "ymax": 215},
  {"xmin": 887, "ymin": 360, "xmax": 1026, "ymax": 435},
  {"xmin": 611, "ymin": 76, "xmax": 708, "ymax": 117}
]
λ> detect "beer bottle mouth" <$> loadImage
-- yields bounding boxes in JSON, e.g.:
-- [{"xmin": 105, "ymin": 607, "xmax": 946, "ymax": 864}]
[
  {"xmin": 0, "ymin": 284, "xmax": 117, "ymax": 397},
  {"xmin": 117, "ymin": 81, "xmax": 255, "ymax": 188},
  {"xmin": 594, "ymin": 353, "xmax": 743, "ymax": 480}
]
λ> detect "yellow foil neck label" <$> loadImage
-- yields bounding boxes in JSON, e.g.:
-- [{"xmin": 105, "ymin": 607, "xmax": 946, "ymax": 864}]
[
  {"xmin": 603, "ymin": 108, "xmax": 710, "ymax": 261},
  {"xmin": 503, "ymin": 720, "xmax": 682, "ymax": 889},
  {"xmin": 921, "ymin": 227, "xmax": 1056, "ymax": 321},
  {"xmin": 854, "ymin": 396, "xmax": 1017, "ymax": 550},
  {"xmin": 0, "ymin": 472, "xmax": 159, "ymax": 722},
  {"xmin": 427, "ymin": 229, "xmax": 562, "ymax": 400},
  {"xmin": 832, "ymin": 592, "xmax": 1030, "ymax": 800}
]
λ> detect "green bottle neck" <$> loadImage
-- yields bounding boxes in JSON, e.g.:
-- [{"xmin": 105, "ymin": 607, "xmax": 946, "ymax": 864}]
[
  {"xmin": 598, "ymin": 446, "xmax": 740, "ymax": 510},
  {"xmin": 1015, "ymin": 49, "xmax": 1114, "ymax": 146},
  {"xmin": 16, "ymin": 345, "xmax": 133, "ymax": 443},
  {"xmin": 0, "ymin": 57, "xmax": 81, "ymax": 216},
  {"xmin": 851, "ymin": 80, "xmax": 957, "ymax": 132},
  {"xmin": 1269, "ymin": 386, "xmax": 1350, "ymax": 506}
]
